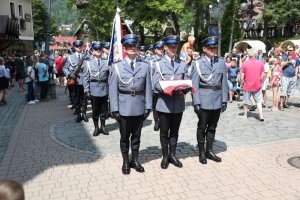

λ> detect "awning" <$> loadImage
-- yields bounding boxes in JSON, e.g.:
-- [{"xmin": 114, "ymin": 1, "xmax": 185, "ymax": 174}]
[
  {"xmin": 280, "ymin": 40, "xmax": 300, "ymax": 48},
  {"xmin": 234, "ymin": 40, "xmax": 266, "ymax": 53}
]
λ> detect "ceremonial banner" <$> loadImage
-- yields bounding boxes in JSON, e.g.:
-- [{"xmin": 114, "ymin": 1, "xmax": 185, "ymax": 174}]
[
  {"xmin": 159, "ymin": 80, "xmax": 195, "ymax": 96},
  {"xmin": 108, "ymin": 9, "xmax": 125, "ymax": 65}
]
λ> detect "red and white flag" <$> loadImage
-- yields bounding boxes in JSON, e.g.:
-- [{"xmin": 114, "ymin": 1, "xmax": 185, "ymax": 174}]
[
  {"xmin": 108, "ymin": 8, "xmax": 125, "ymax": 65},
  {"xmin": 159, "ymin": 80, "xmax": 195, "ymax": 96}
]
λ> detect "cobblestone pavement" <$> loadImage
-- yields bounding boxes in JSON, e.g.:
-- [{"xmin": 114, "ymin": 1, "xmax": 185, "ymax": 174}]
[
  {"xmin": 50, "ymin": 90, "xmax": 300, "ymax": 155},
  {"xmin": 0, "ymin": 87, "xmax": 26, "ymax": 161},
  {"xmin": 0, "ymin": 86, "xmax": 299, "ymax": 200}
]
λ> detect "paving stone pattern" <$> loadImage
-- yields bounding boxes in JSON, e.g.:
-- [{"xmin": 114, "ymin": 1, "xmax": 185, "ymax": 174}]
[
  {"xmin": 0, "ymin": 86, "xmax": 300, "ymax": 200},
  {"xmin": 50, "ymin": 91, "xmax": 300, "ymax": 155},
  {"xmin": 0, "ymin": 87, "xmax": 25, "ymax": 161}
]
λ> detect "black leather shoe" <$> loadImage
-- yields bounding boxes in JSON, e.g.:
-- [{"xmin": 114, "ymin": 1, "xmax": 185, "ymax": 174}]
[
  {"xmin": 130, "ymin": 161, "xmax": 145, "ymax": 172},
  {"xmin": 206, "ymin": 152, "xmax": 222, "ymax": 162},
  {"xmin": 82, "ymin": 113, "xmax": 89, "ymax": 122},
  {"xmin": 160, "ymin": 157, "xmax": 169, "ymax": 169},
  {"xmin": 169, "ymin": 155, "xmax": 182, "ymax": 168},
  {"xmin": 199, "ymin": 156, "xmax": 207, "ymax": 164},
  {"xmin": 76, "ymin": 115, "xmax": 82, "ymax": 123},
  {"xmin": 198, "ymin": 143, "xmax": 207, "ymax": 164},
  {"xmin": 122, "ymin": 162, "xmax": 131, "ymax": 175},
  {"xmin": 93, "ymin": 128, "xmax": 100, "ymax": 137},
  {"xmin": 154, "ymin": 122, "xmax": 159, "ymax": 131},
  {"xmin": 99, "ymin": 126, "xmax": 109, "ymax": 135}
]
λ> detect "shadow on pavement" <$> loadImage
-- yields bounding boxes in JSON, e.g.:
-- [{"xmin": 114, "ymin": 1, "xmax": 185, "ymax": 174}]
[{"xmin": 138, "ymin": 140, "xmax": 227, "ymax": 164}]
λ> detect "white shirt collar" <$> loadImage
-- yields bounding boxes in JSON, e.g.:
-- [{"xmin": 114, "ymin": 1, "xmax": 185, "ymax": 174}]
[
  {"xmin": 125, "ymin": 57, "xmax": 137, "ymax": 68},
  {"xmin": 205, "ymin": 55, "xmax": 213, "ymax": 63},
  {"xmin": 165, "ymin": 55, "xmax": 175, "ymax": 63}
]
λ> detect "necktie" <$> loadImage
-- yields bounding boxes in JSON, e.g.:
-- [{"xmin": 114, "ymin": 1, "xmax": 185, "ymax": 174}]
[
  {"xmin": 211, "ymin": 59, "xmax": 213, "ymax": 68},
  {"xmin": 171, "ymin": 59, "xmax": 174, "ymax": 67},
  {"xmin": 78, "ymin": 54, "xmax": 80, "ymax": 60},
  {"xmin": 130, "ymin": 61, "xmax": 134, "ymax": 71},
  {"xmin": 97, "ymin": 59, "xmax": 100, "ymax": 66}
]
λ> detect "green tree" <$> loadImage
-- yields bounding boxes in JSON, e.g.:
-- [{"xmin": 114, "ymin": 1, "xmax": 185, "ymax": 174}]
[
  {"xmin": 262, "ymin": 0, "xmax": 300, "ymax": 41},
  {"xmin": 32, "ymin": 0, "xmax": 58, "ymax": 49},
  {"xmin": 221, "ymin": 0, "xmax": 241, "ymax": 55}
]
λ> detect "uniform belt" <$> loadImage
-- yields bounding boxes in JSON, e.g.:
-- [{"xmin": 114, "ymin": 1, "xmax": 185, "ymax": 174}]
[
  {"xmin": 90, "ymin": 79, "xmax": 107, "ymax": 83},
  {"xmin": 119, "ymin": 90, "xmax": 144, "ymax": 96},
  {"xmin": 199, "ymin": 84, "xmax": 222, "ymax": 91}
]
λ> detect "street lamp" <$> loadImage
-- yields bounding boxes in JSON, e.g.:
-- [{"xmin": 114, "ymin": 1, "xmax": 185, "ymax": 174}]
[
  {"xmin": 45, "ymin": 0, "xmax": 52, "ymax": 55},
  {"xmin": 209, "ymin": 4, "xmax": 213, "ymax": 24},
  {"xmin": 217, "ymin": 0, "xmax": 221, "ymax": 57}
]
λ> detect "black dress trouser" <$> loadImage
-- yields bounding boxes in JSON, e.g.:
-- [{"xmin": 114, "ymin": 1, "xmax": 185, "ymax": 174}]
[
  {"xmin": 74, "ymin": 85, "xmax": 87, "ymax": 113},
  {"xmin": 119, "ymin": 115, "xmax": 144, "ymax": 154},
  {"xmin": 196, "ymin": 108, "xmax": 221, "ymax": 144},
  {"xmin": 158, "ymin": 112, "xmax": 183, "ymax": 148},
  {"xmin": 90, "ymin": 95, "xmax": 108, "ymax": 121},
  {"xmin": 152, "ymin": 93, "xmax": 159, "ymax": 121}
]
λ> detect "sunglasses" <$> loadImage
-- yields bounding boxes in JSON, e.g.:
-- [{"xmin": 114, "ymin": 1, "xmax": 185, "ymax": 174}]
[
  {"xmin": 125, "ymin": 44, "xmax": 137, "ymax": 48},
  {"xmin": 93, "ymin": 48, "xmax": 102, "ymax": 51}
]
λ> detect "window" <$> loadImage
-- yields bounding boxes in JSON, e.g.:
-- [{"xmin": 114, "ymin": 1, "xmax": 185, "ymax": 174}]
[
  {"xmin": 18, "ymin": 5, "xmax": 23, "ymax": 18},
  {"xmin": 10, "ymin": 2, "xmax": 15, "ymax": 18}
]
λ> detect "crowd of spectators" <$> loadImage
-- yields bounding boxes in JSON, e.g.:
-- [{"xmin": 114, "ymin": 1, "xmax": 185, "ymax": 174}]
[
  {"xmin": 224, "ymin": 44, "xmax": 300, "ymax": 117},
  {"xmin": 0, "ymin": 51, "xmax": 68, "ymax": 106}
]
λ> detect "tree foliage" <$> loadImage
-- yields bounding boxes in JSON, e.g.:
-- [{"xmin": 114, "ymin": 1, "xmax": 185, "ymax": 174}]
[
  {"xmin": 221, "ymin": 0, "xmax": 241, "ymax": 55},
  {"xmin": 32, "ymin": 0, "xmax": 58, "ymax": 48}
]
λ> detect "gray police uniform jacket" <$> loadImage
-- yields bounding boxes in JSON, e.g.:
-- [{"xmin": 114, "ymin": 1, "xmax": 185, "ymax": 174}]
[
  {"xmin": 109, "ymin": 58, "xmax": 152, "ymax": 117},
  {"xmin": 191, "ymin": 56, "xmax": 228, "ymax": 110},
  {"xmin": 82, "ymin": 57, "xmax": 109, "ymax": 97},
  {"xmin": 63, "ymin": 53, "xmax": 85, "ymax": 85},
  {"xmin": 153, "ymin": 56, "xmax": 187, "ymax": 113}
]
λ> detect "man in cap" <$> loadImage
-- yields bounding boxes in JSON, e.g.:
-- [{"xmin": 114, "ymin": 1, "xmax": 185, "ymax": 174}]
[
  {"xmin": 63, "ymin": 40, "xmax": 89, "ymax": 123},
  {"xmin": 101, "ymin": 42, "xmax": 110, "ymax": 59},
  {"xmin": 150, "ymin": 41, "xmax": 164, "ymax": 131},
  {"xmin": 82, "ymin": 41, "xmax": 109, "ymax": 136},
  {"xmin": 191, "ymin": 36, "xmax": 228, "ymax": 164},
  {"xmin": 152, "ymin": 35, "xmax": 188, "ymax": 169},
  {"xmin": 138, "ymin": 45, "xmax": 147, "ymax": 60},
  {"xmin": 109, "ymin": 34, "xmax": 152, "ymax": 175}
]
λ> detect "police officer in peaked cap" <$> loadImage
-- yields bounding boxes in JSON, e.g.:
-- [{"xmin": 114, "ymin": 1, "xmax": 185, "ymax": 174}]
[
  {"xmin": 149, "ymin": 41, "xmax": 164, "ymax": 132},
  {"xmin": 109, "ymin": 34, "xmax": 152, "ymax": 175},
  {"xmin": 138, "ymin": 45, "xmax": 147, "ymax": 60},
  {"xmin": 101, "ymin": 42, "xmax": 110, "ymax": 59},
  {"xmin": 191, "ymin": 36, "xmax": 228, "ymax": 164},
  {"xmin": 152, "ymin": 35, "xmax": 189, "ymax": 169},
  {"xmin": 82, "ymin": 41, "xmax": 110, "ymax": 136},
  {"xmin": 63, "ymin": 40, "xmax": 89, "ymax": 123}
]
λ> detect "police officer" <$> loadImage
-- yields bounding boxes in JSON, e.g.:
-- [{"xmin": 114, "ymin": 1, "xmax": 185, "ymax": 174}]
[
  {"xmin": 191, "ymin": 36, "xmax": 228, "ymax": 164},
  {"xmin": 101, "ymin": 42, "xmax": 110, "ymax": 59},
  {"xmin": 138, "ymin": 45, "xmax": 147, "ymax": 60},
  {"xmin": 152, "ymin": 35, "xmax": 188, "ymax": 169},
  {"xmin": 109, "ymin": 34, "xmax": 152, "ymax": 175},
  {"xmin": 82, "ymin": 41, "xmax": 109, "ymax": 136},
  {"xmin": 150, "ymin": 41, "xmax": 164, "ymax": 131},
  {"xmin": 63, "ymin": 40, "xmax": 88, "ymax": 123}
]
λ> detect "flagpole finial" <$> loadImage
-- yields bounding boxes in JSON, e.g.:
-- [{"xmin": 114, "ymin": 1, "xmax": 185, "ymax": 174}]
[{"xmin": 116, "ymin": 7, "xmax": 121, "ymax": 13}]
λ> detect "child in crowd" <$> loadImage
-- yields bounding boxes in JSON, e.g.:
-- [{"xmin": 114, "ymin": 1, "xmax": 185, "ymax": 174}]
[
  {"xmin": 227, "ymin": 59, "xmax": 239, "ymax": 103},
  {"xmin": 24, "ymin": 58, "xmax": 39, "ymax": 104},
  {"xmin": 269, "ymin": 57, "xmax": 282, "ymax": 111}
]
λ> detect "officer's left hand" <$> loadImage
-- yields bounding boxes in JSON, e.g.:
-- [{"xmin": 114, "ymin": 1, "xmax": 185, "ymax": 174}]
[
  {"xmin": 172, "ymin": 87, "xmax": 181, "ymax": 95},
  {"xmin": 182, "ymin": 86, "xmax": 190, "ymax": 94},
  {"xmin": 221, "ymin": 103, "xmax": 227, "ymax": 113},
  {"xmin": 143, "ymin": 109, "xmax": 151, "ymax": 120}
]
